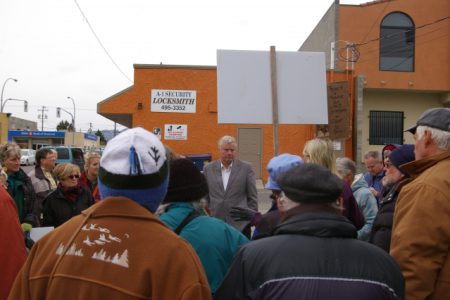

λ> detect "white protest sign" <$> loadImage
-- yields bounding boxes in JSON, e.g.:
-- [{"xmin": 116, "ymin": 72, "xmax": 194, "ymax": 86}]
[{"xmin": 217, "ymin": 50, "xmax": 328, "ymax": 124}]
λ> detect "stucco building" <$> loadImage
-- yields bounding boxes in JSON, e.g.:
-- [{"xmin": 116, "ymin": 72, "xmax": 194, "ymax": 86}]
[{"xmin": 301, "ymin": 0, "xmax": 450, "ymax": 161}]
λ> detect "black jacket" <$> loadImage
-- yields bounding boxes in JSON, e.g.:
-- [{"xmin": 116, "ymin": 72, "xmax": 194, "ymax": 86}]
[
  {"xmin": 43, "ymin": 186, "xmax": 95, "ymax": 227},
  {"xmin": 369, "ymin": 183, "xmax": 399, "ymax": 252},
  {"xmin": 214, "ymin": 207, "xmax": 404, "ymax": 300}
]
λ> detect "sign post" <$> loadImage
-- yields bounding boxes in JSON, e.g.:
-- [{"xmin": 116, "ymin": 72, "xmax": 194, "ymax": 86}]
[{"xmin": 270, "ymin": 46, "xmax": 279, "ymax": 156}]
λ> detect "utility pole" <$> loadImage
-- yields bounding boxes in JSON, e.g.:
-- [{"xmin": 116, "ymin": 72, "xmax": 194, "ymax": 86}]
[{"xmin": 37, "ymin": 106, "xmax": 48, "ymax": 131}]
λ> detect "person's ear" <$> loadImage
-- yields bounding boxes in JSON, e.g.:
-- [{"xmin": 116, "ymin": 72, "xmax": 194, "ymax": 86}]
[
  {"xmin": 423, "ymin": 130, "xmax": 433, "ymax": 146},
  {"xmin": 336, "ymin": 196, "xmax": 343, "ymax": 209}
]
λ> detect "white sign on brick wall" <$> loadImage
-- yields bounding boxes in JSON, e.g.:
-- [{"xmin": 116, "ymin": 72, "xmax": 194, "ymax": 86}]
[
  {"xmin": 151, "ymin": 89, "xmax": 196, "ymax": 113},
  {"xmin": 164, "ymin": 124, "xmax": 187, "ymax": 140}
]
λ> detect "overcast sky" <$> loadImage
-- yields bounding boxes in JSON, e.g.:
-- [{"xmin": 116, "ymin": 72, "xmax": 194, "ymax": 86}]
[{"xmin": 0, "ymin": 0, "xmax": 365, "ymax": 133}]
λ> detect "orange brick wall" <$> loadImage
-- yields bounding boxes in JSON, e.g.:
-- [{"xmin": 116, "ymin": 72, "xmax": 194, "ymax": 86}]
[{"xmin": 99, "ymin": 66, "xmax": 354, "ymax": 180}]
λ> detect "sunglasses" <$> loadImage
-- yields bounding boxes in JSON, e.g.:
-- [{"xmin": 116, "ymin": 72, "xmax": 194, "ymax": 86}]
[{"xmin": 67, "ymin": 174, "xmax": 80, "ymax": 180}]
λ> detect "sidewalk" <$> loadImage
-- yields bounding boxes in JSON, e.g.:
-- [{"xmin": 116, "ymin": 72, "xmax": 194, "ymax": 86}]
[{"xmin": 256, "ymin": 179, "xmax": 273, "ymax": 214}]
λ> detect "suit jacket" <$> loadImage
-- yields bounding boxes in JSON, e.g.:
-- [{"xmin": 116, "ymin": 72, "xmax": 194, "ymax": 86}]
[{"xmin": 204, "ymin": 159, "xmax": 258, "ymax": 231}]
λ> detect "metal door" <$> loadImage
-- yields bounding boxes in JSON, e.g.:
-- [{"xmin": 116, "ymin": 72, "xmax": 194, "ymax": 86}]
[{"xmin": 237, "ymin": 128, "xmax": 262, "ymax": 179}]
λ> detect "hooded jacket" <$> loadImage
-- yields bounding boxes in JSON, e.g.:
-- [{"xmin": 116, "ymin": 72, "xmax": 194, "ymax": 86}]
[
  {"xmin": 159, "ymin": 202, "xmax": 248, "ymax": 293},
  {"xmin": 214, "ymin": 206, "xmax": 404, "ymax": 300},
  {"xmin": 351, "ymin": 175, "xmax": 378, "ymax": 241},
  {"xmin": 391, "ymin": 150, "xmax": 450, "ymax": 300},
  {"xmin": 8, "ymin": 196, "xmax": 211, "ymax": 300}
]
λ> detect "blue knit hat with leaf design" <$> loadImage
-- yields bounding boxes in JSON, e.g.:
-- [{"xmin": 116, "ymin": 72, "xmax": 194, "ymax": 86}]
[{"xmin": 98, "ymin": 127, "xmax": 169, "ymax": 212}]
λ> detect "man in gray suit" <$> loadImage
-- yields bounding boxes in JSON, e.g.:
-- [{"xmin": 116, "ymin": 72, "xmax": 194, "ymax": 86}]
[{"xmin": 204, "ymin": 135, "xmax": 258, "ymax": 238}]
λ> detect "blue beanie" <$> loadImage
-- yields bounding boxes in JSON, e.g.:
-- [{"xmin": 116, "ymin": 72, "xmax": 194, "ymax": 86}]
[
  {"xmin": 265, "ymin": 153, "xmax": 304, "ymax": 191},
  {"xmin": 388, "ymin": 144, "xmax": 415, "ymax": 176},
  {"xmin": 98, "ymin": 127, "xmax": 169, "ymax": 212}
]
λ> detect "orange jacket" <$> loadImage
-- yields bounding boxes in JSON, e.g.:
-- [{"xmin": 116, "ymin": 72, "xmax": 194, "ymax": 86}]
[
  {"xmin": 8, "ymin": 196, "xmax": 211, "ymax": 300},
  {"xmin": 391, "ymin": 151, "xmax": 450, "ymax": 300}
]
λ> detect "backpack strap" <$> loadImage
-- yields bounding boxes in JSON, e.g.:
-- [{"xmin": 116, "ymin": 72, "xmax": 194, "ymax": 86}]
[{"xmin": 174, "ymin": 209, "xmax": 201, "ymax": 235}]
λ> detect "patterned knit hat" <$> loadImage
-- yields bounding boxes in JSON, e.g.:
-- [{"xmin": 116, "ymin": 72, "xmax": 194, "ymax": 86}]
[{"xmin": 98, "ymin": 127, "xmax": 169, "ymax": 212}]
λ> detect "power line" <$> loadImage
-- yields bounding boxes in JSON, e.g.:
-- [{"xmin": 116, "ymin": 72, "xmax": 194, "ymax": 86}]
[
  {"xmin": 356, "ymin": 31, "xmax": 450, "ymax": 65},
  {"xmin": 335, "ymin": 16, "xmax": 450, "ymax": 64},
  {"xmin": 359, "ymin": 0, "xmax": 392, "ymax": 44},
  {"xmin": 353, "ymin": 24, "xmax": 449, "ymax": 58},
  {"xmin": 73, "ymin": 0, "xmax": 132, "ymax": 83},
  {"xmin": 354, "ymin": 15, "xmax": 450, "ymax": 47}
]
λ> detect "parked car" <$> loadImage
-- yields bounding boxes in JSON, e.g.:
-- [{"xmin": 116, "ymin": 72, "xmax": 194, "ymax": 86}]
[
  {"xmin": 43, "ymin": 146, "xmax": 85, "ymax": 170},
  {"xmin": 20, "ymin": 149, "xmax": 36, "ymax": 166}
]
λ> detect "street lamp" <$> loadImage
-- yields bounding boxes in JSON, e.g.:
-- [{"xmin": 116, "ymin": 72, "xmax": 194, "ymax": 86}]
[
  {"xmin": 2, "ymin": 98, "xmax": 28, "ymax": 112},
  {"xmin": 1, "ymin": 78, "xmax": 18, "ymax": 112},
  {"xmin": 67, "ymin": 96, "xmax": 76, "ymax": 132},
  {"xmin": 57, "ymin": 106, "xmax": 75, "ymax": 145}
]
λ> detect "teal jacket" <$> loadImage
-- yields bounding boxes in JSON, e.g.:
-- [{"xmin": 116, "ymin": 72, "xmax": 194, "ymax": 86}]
[{"xmin": 159, "ymin": 202, "xmax": 248, "ymax": 293}]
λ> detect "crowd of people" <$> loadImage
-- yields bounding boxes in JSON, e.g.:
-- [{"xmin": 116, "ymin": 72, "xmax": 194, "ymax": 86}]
[{"xmin": 1, "ymin": 107, "xmax": 449, "ymax": 300}]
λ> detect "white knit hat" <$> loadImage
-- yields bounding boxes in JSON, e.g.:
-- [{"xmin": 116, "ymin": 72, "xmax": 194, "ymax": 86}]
[{"xmin": 98, "ymin": 127, "xmax": 169, "ymax": 212}]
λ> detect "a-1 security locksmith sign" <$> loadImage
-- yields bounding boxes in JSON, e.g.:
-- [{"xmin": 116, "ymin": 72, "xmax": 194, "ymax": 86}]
[{"xmin": 151, "ymin": 89, "xmax": 196, "ymax": 113}]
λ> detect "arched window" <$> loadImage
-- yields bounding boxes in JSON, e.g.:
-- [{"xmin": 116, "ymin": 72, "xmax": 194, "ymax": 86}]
[{"xmin": 380, "ymin": 12, "xmax": 415, "ymax": 72}]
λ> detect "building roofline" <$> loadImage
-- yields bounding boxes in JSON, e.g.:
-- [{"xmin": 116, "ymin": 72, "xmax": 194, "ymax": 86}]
[
  {"xmin": 340, "ymin": 0, "xmax": 395, "ymax": 7},
  {"xmin": 133, "ymin": 64, "xmax": 216, "ymax": 70},
  {"xmin": 97, "ymin": 86, "xmax": 133, "ymax": 109}
]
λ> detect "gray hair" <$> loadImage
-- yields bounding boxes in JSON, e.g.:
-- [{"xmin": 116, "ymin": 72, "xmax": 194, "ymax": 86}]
[
  {"xmin": 416, "ymin": 125, "xmax": 450, "ymax": 150},
  {"xmin": 363, "ymin": 150, "xmax": 382, "ymax": 162},
  {"xmin": 218, "ymin": 135, "xmax": 237, "ymax": 148},
  {"xmin": 336, "ymin": 157, "xmax": 356, "ymax": 177}
]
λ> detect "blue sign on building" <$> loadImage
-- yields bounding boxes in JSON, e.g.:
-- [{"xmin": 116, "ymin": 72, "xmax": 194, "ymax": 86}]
[
  {"xmin": 8, "ymin": 130, "xmax": 65, "ymax": 141},
  {"xmin": 84, "ymin": 133, "xmax": 98, "ymax": 141}
]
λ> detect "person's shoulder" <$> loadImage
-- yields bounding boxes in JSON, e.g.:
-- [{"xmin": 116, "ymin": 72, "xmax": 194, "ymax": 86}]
[
  {"xmin": 235, "ymin": 159, "xmax": 253, "ymax": 169},
  {"xmin": 27, "ymin": 167, "xmax": 36, "ymax": 177},
  {"xmin": 204, "ymin": 160, "xmax": 218, "ymax": 171}
]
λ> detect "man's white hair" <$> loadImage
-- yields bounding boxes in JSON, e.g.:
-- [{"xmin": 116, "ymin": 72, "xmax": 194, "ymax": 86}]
[
  {"xmin": 416, "ymin": 126, "xmax": 450, "ymax": 150},
  {"xmin": 218, "ymin": 135, "xmax": 237, "ymax": 148},
  {"xmin": 336, "ymin": 157, "xmax": 356, "ymax": 177}
]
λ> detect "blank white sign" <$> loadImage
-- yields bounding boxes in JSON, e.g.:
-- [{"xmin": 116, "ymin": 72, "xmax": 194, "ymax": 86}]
[{"xmin": 217, "ymin": 50, "xmax": 328, "ymax": 124}]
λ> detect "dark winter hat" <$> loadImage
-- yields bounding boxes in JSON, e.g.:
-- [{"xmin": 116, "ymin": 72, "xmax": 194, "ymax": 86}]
[
  {"xmin": 405, "ymin": 107, "xmax": 450, "ymax": 134},
  {"xmin": 277, "ymin": 163, "xmax": 343, "ymax": 203},
  {"xmin": 98, "ymin": 127, "xmax": 169, "ymax": 212},
  {"xmin": 388, "ymin": 144, "xmax": 415, "ymax": 176},
  {"xmin": 163, "ymin": 158, "xmax": 208, "ymax": 203},
  {"xmin": 381, "ymin": 144, "xmax": 399, "ymax": 162}
]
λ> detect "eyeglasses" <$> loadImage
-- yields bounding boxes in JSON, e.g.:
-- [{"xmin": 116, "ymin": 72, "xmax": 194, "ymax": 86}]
[
  {"xmin": 384, "ymin": 161, "xmax": 393, "ymax": 168},
  {"xmin": 67, "ymin": 174, "xmax": 80, "ymax": 180}
]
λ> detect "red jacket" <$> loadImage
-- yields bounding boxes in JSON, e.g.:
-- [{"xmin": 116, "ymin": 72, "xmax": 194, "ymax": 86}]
[{"xmin": 0, "ymin": 187, "xmax": 27, "ymax": 300}]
